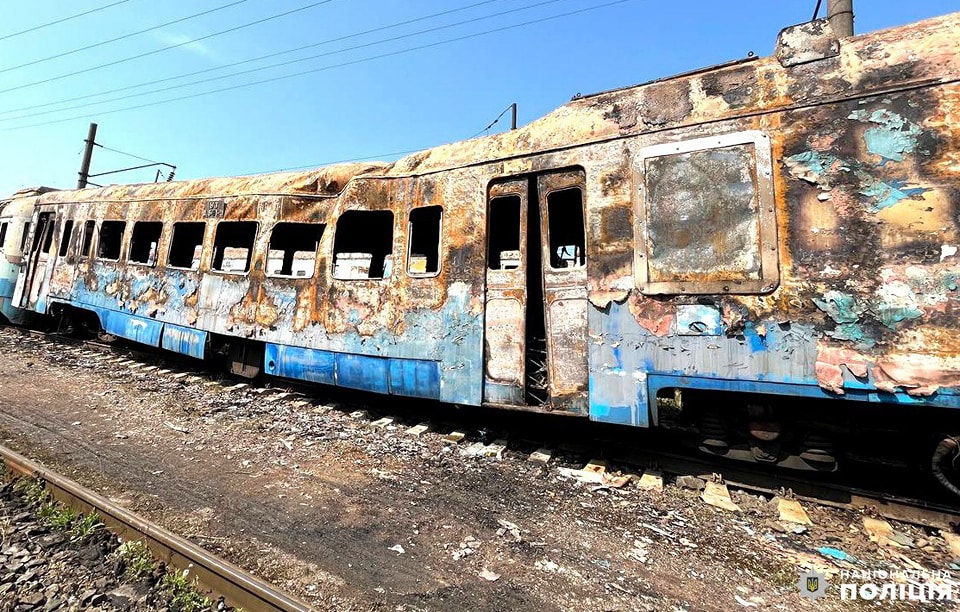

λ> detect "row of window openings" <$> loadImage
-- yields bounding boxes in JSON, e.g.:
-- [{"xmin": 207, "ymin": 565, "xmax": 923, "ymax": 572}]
[
  {"xmin": 487, "ymin": 188, "xmax": 587, "ymax": 271},
  {"xmin": 60, "ymin": 207, "xmax": 442, "ymax": 280},
  {"xmin": 0, "ymin": 190, "xmax": 585, "ymax": 274}
]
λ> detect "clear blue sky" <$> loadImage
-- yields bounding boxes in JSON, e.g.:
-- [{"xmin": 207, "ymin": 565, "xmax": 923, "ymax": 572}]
[{"xmin": 0, "ymin": 1, "xmax": 956, "ymax": 194}]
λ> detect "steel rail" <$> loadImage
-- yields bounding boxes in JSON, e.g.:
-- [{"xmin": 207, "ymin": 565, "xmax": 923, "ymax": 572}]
[{"xmin": 0, "ymin": 444, "xmax": 311, "ymax": 612}]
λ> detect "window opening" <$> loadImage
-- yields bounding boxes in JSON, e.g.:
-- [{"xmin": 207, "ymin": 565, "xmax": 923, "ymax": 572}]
[
  {"xmin": 487, "ymin": 196, "xmax": 522, "ymax": 270},
  {"xmin": 212, "ymin": 221, "xmax": 257, "ymax": 273},
  {"xmin": 546, "ymin": 188, "xmax": 586, "ymax": 269},
  {"xmin": 32, "ymin": 214, "xmax": 53, "ymax": 254},
  {"xmin": 129, "ymin": 221, "xmax": 163, "ymax": 265},
  {"xmin": 80, "ymin": 220, "xmax": 95, "ymax": 257},
  {"xmin": 19, "ymin": 222, "xmax": 30, "ymax": 252},
  {"xmin": 0, "ymin": 222, "xmax": 7, "ymax": 249},
  {"xmin": 267, "ymin": 222, "xmax": 325, "ymax": 278},
  {"xmin": 332, "ymin": 210, "xmax": 394, "ymax": 280},
  {"xmin": 407, "ymin": 206, "xmax": 442, "ymax": 276},
  {"xmin": 58, "ymin": 220, "xmax": 74, "ymax": 257},
  {"xmin": 168, "ymin": 222, "xmax": 205, "ymax": 269},
  {"xmin": 97, "ymin": 221, "xmax": 125, "ymax": 260},
  {"xmin": 41, "ymin": 215, "xmax": 56, "ymax": 254}
]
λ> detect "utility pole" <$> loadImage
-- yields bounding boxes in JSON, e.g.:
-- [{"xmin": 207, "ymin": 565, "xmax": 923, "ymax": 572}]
[
  {"xmin": 77, "ymin": 122, "xmax": 98, "ymax": 189},
  {"xmin": 510, "ymin": 102, "xmax": 517, "ymax": 130},
  {"xmin": 827, "ymin": 0, "xmax": 854, "ymax": 37}
]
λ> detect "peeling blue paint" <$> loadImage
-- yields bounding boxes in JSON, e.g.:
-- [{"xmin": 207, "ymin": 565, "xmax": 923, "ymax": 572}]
[
  {"xmin": 857, "ymin": 175, "xmax": 930, "ymax": 211},
  {"xmin": 813, "ymin": 290, "xmax": 867, "ymax": 324},
  {"xmin": 872, "ymin": 302, "xmax": 923, "ymax": 328},
  {"xmin": 848, "ymin": 108, "xmax": 923, "ymax": 163}
]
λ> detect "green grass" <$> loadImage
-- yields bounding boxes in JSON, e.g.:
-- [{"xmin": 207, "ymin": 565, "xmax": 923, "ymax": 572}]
[
  {"xmin": 161, "ymin": 566, "xmax": 213, "ymax": 612},
  {"xmin": 115, "ymin": 539, "xmax": 157, "ymax": 578}
]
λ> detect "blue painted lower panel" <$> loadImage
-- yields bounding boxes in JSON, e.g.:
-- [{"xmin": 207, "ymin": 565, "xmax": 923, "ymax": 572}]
[
  {"xmin": 336, "ymin": 353, "xmax": 390, "ymax": 394},
  {"xmin": 389, "ymin": 359, "xmax": 441, "ymax": 400},
  {"xmin": 483, "ymin": 381, "xmax": 525, "ymax": 405},
  {"xmin": 100, "ymin": 309, "xmax": 163, "ymax": 347},
  {"xmin": 265, "ymin": 344, "xmax": 336, "ymax": 385},
  {"xmin": 264, "ymin": 343, "xmax": 441, "ymax": 400},
  {"xmin": 646, "ymin": 374, "xmax": 960, "ymax": 422},
  {"xmin": 161, "ymin": 323, "xmax": 207, "ymax": 359}
]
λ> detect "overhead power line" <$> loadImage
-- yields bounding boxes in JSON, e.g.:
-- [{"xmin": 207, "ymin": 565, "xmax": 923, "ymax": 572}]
[
  {"xmin": 0, "ymin": 0, "xmax": 342, "ymax": 94},
  {"xmin": 0, "ymin": 0, "xmax": 250, "ymax": 76},
  {"xmin": 0, "ymin": 0, "xmax": 508, "ymax": 117},
  {"xmin": 0, "ymin": 0, "xmax": 633, "ymax": 133},
  {"xmin": 0, "ymin": 0, "xmax": 135, "ymax": 43},
  {"xmin": 96, "ymin": 143, "xmax": 165, "ymax": 166},
  {"xmin": 0, "ymin": 0, "xmax": 563, "ymax": 123}
]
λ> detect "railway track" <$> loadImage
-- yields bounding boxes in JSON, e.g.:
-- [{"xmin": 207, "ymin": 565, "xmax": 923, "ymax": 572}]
[
  {"xmin": 6, "ymin": 323, "xmax": 960, "ymax": 533},
  {"xmin": 0, "ymin": 442, "xmax": 311, "ymax": 612}
]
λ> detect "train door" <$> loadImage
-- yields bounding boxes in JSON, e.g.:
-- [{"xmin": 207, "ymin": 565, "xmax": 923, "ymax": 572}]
[
  {"xmin": 13, "ymin": 209, "xmax": 57, "ymax": 311},
  {"xmin": 482, "ymin": 170, "xmax": 589, "ymax": 411}
]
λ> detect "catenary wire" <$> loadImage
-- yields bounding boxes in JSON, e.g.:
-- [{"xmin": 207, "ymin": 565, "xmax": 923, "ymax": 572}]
[
  {"xmin": 0, "ymin": 0, "xmax": 564, "ymax": 123},
  {"xmin": 0, "ymin": 0, "xmax": 250, "ymax": 75},
  {"xmin": 0, "ymin": 0, "xmax": 508, "ymax": 117},
  {"xmin": 95, "ymin": 144, "xmax": 164, "ymax": 166},
  {"xmin": 0, "ymin": 0, "xmax": 632, "ymax": 133},
  {"xmin": 470, "ymin": 104, "xmax": 517, "ymax": 139},
  {"xmin": 0, "ymin": 0, "xmax": 134, "ymax": 42},
  {"xmin": 0, "ymin": 1, "xmax": 340, "ymax": 94}
]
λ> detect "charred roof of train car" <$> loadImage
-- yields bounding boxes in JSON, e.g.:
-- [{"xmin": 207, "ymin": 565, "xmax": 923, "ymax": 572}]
[
  {"xmin": 384, "ymin": 12, "xmax": 959, "ymax": 177},
  {"xmin": 34, "ymin": 162, "xmax": 391, "ymax": 205}
]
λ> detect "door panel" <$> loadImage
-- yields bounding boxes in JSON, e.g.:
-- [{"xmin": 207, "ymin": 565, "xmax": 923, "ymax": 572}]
[
  {"xmin": 483, "ymin": 181, "xmax": 527, "ymax": 405},
  {"xmin": 14, "ymin": 210, "xmax": 56, "ymax": 311},
  {"xmin": 537, "ymin": 171, "xmax": 589, "ymax": 411}
]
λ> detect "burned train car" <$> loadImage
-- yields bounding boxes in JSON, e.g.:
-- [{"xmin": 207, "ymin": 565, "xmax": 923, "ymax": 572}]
[{"xmin": 4, "ymin": 13, "xmax": 960, "ymax": 488}]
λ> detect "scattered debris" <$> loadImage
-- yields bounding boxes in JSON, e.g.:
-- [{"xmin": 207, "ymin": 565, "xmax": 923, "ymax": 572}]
[
  {"xmin": 478, "ymin": 569, "xmax": 501, "ymax": 582},
  {"xmin": 163, "ymin": 421, "xmax": 189, "ymax": 434},
  {"xmin": 818, "ymin": 547, "xmax": 856, "ymax": 563},
  {"xmin": 388, "ymin": 544, "xmax": 405, "ymax": 554},
  {"xmin": 496, "ymin": 519, "xmax": 522, "ymax": 542},
  {"xmin": 675, "ymin": 475, "xmax": 705, "ymax": 491}
]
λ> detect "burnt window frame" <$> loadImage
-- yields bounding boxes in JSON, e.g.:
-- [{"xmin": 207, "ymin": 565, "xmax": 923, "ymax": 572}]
[
  {"xmin": 58, "ymin": 219, "xmax": 75, "ymax": 257},
  {"xmin": 167, "ymin": 221, "xmax": 207, "ymax": 271},
  {"xmin": 128, "ymin": 221, "xmax": 164, "ymax": 267},
  {"xmin": 406, "ymin": 205, "xmax": 443, "ymax": 278},
  {"xmin": 633, "ymin": 130, "xmax": 779, "ymax": 296},
  {"xmin": 265, "ymin": 222, "xmax": 326, "ymax": 279},
  {"xmin": 19, "ymin": 222, "xmax": 31, "ymax": 253},
  {"xmin": 0, "ymin": 221, "xmax": 7, "ymax": 250},
  {"xmin": 79, "ymin": 220, "xmax": 96, "ymax": 259},
  {"xmin": 486, "ymin": 194, "xmax": 524, "ymax": 272},
  {"xmin": 543, "ymin": 186, "xmax": 586, "ymax": 270},
  {"xmin": 96, "ymin": 220, "xmax": 126, "ymax": 262},
  {"xmin": 210, "ymin": 220, "xmax": 258, "ymax": 275},
  {"xmin": 331, "ymin": 209, "xmax": 395, "ymax": 281}
]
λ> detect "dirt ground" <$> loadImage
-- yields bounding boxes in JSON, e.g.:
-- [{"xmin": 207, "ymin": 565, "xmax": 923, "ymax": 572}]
[{"xmin": 0, "ymin": 327, "xmax": 958, "ymax": 611}]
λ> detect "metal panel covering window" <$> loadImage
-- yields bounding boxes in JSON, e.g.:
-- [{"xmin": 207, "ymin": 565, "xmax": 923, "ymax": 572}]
[{"xmin": 633, "ymin": 130, "xmax": 778, "ymax": 295}]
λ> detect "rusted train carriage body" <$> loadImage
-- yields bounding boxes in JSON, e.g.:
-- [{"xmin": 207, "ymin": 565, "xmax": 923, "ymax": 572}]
[{"xmin": 6, "ymin": 14, "xmax": 960, "ymax": 443}]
